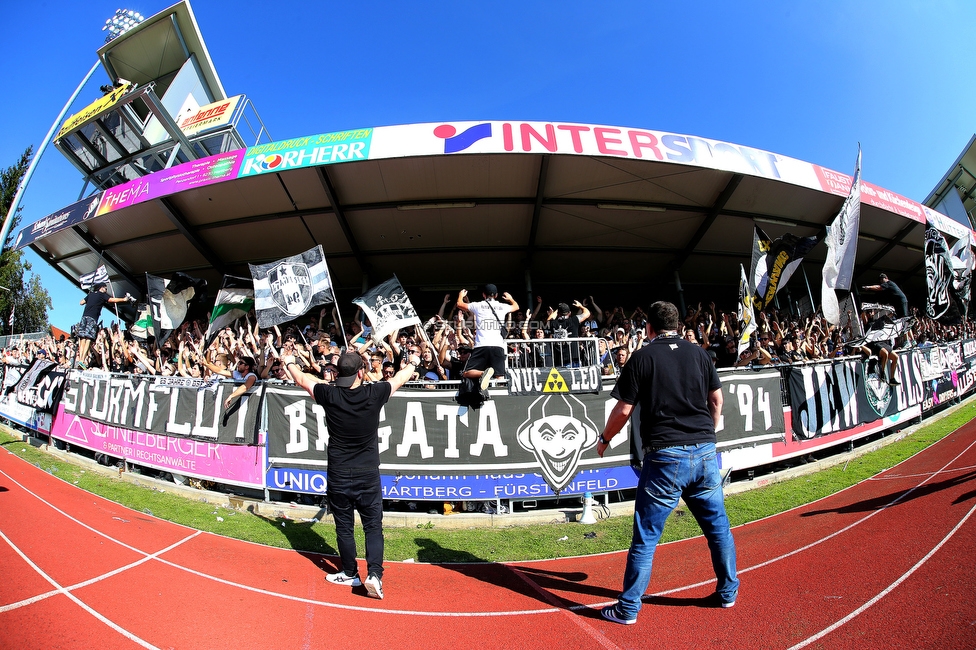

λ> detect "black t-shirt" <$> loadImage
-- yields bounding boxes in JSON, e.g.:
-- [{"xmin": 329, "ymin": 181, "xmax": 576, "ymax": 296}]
[
  {"xmin": 312, "ymin": 381, "xmax": 393, "ymax": 470},
  {"xmin": 83, "ymin": 291, "xmax": 110, "ymax": 321},
  {"xmin": 549, "ymin": 315, "xmax": 580, "ymax": 339},
  {"xmin": 879, "ymin": 280, "xmax": 907, "ymax": 304},
  {"xmin": 611, "ymin": 335, "xmax": 721, "ymax": 449}
]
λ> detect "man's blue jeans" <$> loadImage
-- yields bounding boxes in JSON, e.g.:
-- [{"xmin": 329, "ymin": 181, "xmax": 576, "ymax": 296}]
[{"xmin": 617, "ymin": 442, "xmax": 739, "ymax": 619}]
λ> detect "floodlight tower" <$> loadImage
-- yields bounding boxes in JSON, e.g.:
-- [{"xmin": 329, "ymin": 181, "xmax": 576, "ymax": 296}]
[{"xmin": 0, "ymin": 9, "xmax": 145, "ymax": 250}]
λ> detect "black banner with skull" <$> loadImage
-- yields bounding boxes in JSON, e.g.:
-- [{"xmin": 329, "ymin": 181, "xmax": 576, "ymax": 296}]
[{"xmin": 925, "ymin": 227, "xmax": 963, "ymax": 324}]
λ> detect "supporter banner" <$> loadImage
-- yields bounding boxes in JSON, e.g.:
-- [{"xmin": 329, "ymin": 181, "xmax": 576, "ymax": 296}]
[
  {"xmin": 788, "ymin": 353, "xmax": 925, "ymax": 439},
  {"xmin": 51, "ymin": 406, "xmax": 263, "ymax": 488},
  {"xmin": 96, "ymin": 151, "xmax": 245, "ymax": 216},
  {"xmin": 239, "ymin": 129, "xmax": 373, "ymax": 177},
  {"xmin": 925, "ymin": 227, "xmax": 958, "ymax": 322},
  {"xmin": 955, "ymin": 357, "xmax": 976, "ymax": 397},
  {"xmin": 14, "ymin": 359, "xmax": 66, "ymax": 413},
  {"xmin": 353, "ymin": 276, "xmax": 421, "ymax": 341},
  {"xmin": 714, "ymin": 370, "xmax": 786, "ymax": 450},
  {"xmin": 250, "ymin": 245, "xmax": 334, "ymax": 328},
  {"xmin": 13, "ymin": 194, "xmax": 101, "ymax": 251},
  {"xmin": 61, "ymin": 371, "xmax": 261, "ymax": 445},
  {"xmin": 264, "ymin": 385, "xmax": 632, "ymax": 494},
  {"xmin": 963, "ymin": 339, "xmax": 976, "ymax": 363},
  {"xmin": 505, "ymin": 365, "xmax": 602, "ymax": 396},
  {"xmin": 265, "ymin": 368, "xmax": 783, "ymax": 493},
  {"xmin": 924, "ymin": 372, "xmax": 959, "ymax": 411}
]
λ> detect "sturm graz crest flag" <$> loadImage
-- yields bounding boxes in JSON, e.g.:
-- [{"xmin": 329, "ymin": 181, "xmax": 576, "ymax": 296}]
[
  {"xmin": 250, "ymin": 245, "xmax": 334, "ymax": 328},
  {"xmin": 353, "ymin": 276, "xmax": 421, "ymax": 340}
]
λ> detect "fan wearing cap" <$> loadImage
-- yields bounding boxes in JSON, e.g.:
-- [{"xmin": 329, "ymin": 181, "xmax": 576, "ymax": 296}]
[
  {"xmin": 456, "ymin": 284, "xmax": 519, "ymax": 389},
  {"xmin": 282, "ymin": 349, "xmax": 421, "ymax": 600}
]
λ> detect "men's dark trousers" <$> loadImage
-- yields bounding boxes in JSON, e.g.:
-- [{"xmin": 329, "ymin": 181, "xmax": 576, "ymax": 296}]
[{"xmin": 327, "ymin": 469, "xmax": 384, "ymax": 579}]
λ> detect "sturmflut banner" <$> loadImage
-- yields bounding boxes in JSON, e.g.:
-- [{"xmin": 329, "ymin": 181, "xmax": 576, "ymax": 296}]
[{"xmin": 61, "ymin": 371, "xmax": 261, "ymax": 445}]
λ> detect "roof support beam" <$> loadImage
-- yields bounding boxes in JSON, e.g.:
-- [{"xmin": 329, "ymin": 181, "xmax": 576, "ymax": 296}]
[
  {"xmin": 669, "ymin": 173, "xmax": 744, "ymax": 272},
  {"xmin": 526, "ymin": 154, "xmax": 551, "ymax": 255},
  {"xmin": 69, "ymin": 226, "xmax": 142, "ymax": 288},
  {"xmin": 854, "ymin": 221, "xmax": 918, "ymax": 280},
  {"xmin": 156, "ymin": 197, "xmax": 227, "ymax": 275},
  {"xmin": 316, "ymin": 167, "xmax": 369, "ymax": 275}
]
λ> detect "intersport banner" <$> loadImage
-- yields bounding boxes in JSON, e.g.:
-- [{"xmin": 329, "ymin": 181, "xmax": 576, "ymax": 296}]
[
  {"xmin": 61, "ymin": 371, "xmax": 261, "ymax": 445},
  {"xmin": 265, "ymin": 369, "xmax": 786, "ymax": 494},
  {"xmin": 788, "ymin": 352, "xmax": 924, "ymax": 439}
]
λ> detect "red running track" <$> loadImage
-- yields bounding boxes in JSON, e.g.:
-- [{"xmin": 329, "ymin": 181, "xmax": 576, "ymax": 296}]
[{"xmin": 3, "ymin": 417, "xmax": 976, "ymax": 650}]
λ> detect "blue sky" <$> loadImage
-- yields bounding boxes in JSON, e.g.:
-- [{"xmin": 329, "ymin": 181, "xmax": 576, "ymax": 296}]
[{"xmin": 1, "ymin": 1, "xmax": 973, "ymax": 330}]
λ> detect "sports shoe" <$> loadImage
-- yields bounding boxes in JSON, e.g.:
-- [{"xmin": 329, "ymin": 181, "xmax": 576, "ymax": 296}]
[
  {"xmin": 364, "ymin": 573, "xmax": 384, "ymax": 600},
  {"xmin": 601, "ymin": 604, "xmax": 636, "ymax": 625},
  {"xmin": 326, "ymin": 571, "xmax": 361, "ymax": 587},
  {"xmin": 480, "ymin": 367, "xmax": 494, "ymax": 391}
]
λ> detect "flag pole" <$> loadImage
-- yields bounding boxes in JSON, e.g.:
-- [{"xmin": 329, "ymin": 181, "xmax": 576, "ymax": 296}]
[{"xmin": 325, "ymin": 261, "xmax": 349, "ymax": 349}]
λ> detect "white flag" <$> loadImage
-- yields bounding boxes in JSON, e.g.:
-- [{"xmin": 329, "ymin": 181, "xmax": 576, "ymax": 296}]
[
  {"xmin": 822, "ymin": 148, "xmax": 861, "ymax": 325},
  {"xmin": 80, "ymin": 265, "xmax": 110, "ymax": 291},
  {"xmin": 250, "ymin": 245, "xmax": 335, "ymax": 328},
  {"xmin": 353, "ymin": 276, "xmax": 421, "ymax": 341}
]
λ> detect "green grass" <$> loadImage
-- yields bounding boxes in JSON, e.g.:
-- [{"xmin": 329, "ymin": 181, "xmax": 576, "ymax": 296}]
[{"xmin": 3, "ymin": 403, "xmax": 974, "ymax": 563}]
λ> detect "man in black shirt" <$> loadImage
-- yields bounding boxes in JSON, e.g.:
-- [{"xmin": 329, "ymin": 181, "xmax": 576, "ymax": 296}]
[
  {"xmin": 861, "ymin": 273, "xmax": 909, "ymax": 318},
  {"xmin": 596, "ymin": 301, "xmax": 738, "ymax": 625},
  {"xmin": 283, "ymin": 349, "xmax": 419, "ymax": 600},
  {"xmin": 76, "ymin": 283, "xmax": 133, "ymax": 369}
]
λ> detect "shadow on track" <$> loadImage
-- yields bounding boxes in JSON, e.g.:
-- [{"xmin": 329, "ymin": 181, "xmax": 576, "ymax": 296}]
[
  {"xmin": 801, "ymin": 469, "xmax": 976, "ymax": 516},
  {"xmin": 415, "ymin": 537, "xmax": 619, "ymax": 609},
  {"xmin": 250, "ymin": 506, "xmax": 343, "ymax": 574}
]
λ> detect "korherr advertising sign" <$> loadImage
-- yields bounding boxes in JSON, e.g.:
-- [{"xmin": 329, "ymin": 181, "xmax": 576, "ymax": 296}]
[{"xmin": 238, "ymin": 129, "xmax": 373, "ymax": 176}]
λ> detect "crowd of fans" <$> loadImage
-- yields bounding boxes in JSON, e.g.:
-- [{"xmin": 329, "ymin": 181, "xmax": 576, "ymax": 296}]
[{"xmin": 0, "ymin": 289, "xmax": 973, "ymax": 389}]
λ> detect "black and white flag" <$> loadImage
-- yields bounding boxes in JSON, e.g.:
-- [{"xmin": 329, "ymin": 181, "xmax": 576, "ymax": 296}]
[
  {"xmin": 205, "ymin": 275, "xmax": 254, "ymax": 346},
  {"xmin": 353, "ymin": 276, "xmax": 421, "ymax": 340},
  {"xmin": 950, "ymin": 234, "xmax": 973, "ymax": 320},
  {"xmin": 79, "ymin": 265, "xmax": 109, "ymax": 291},
  {"xmin": 822, "ymin": 147, "xmax": 861, "ymax": 325},
  {"xmin": 751, "ymin": 226, "xmax": 819, "ymax": 311},
  {"xmin": 737, "ymin": 264, "xmax": 757, "ymax": 355},
  {"xmin": 146, "ymin": 272, "xmax": 207, "ymax": 345},
  {"xmin": 926, "ymin": 226, "xmax": 957, "ymax": 322},
  {"xmin": 250, "ymin": 245, "xmax": 334, "ymax": 328}
]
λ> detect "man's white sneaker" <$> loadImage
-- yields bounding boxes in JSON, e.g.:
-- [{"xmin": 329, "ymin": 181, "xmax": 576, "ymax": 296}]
[
  {"xmin": 480, "ymin": 368, "xmax": 494, "ymax": 391},
  {"xmin": 326, "ymin": 571, "xmax": 361, "ymax": 587},
  {"xmin": 364, "ymin": 574, "xmax": 384, "ymax": 600}
]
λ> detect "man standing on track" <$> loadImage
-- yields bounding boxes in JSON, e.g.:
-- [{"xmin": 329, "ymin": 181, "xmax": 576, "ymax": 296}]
[
  {"xmin": 283, "ymin": 349, "xmax": 420, "ymax": 599},
  {"xmin": 596, "ymin": 301, "xmax": 738, "ymax": 624}
]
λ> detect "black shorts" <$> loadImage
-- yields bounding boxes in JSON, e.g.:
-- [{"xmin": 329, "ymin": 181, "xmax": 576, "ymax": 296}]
[
  {"xmin": 463, "ymin": 346, "xmax": 506, "ymax": 377},
  {"xmin": 76, "ymin": 316, "xmax": 98, "ymax": 341}
]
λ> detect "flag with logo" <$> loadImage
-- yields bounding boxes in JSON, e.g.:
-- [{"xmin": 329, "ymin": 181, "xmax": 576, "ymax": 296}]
[
  {"xmin": 751, "ymin": 227, "xmax": 819, "ymax": 311},
  {"xmin": 146, "ymin": 272, "xmax": 207, "ymax": 345},
  {"xmin": 737, "ymin": 264, "xmax": 757, "ymax": 355},
  {"xmin": 950, "ymin": 233, "xmax": 973, "ymax": 320},
  {"xmin": 80, "ymin": 265, "xmax": 110, "ymax": 291},
  {"xmin": 925, "ymin": 226, "xmax": 958, "ymax": 322},
  {"xmin": 249, "ymin": 245, "xmax": 334, "ymax": 328},
  {"xmin": 821, "ymin": 147, "xmax": 861, "ymax": 325},
  {"xmin": 7, "ymin": 304, "xmax": 14, "ymax": 331},
  {"xmin": 353, "ymin": 276, "xmax": 421, "ymax": 341},
  {"xmin": 205, "ymin": 275, "xmax": 255, "ymax": 345}
]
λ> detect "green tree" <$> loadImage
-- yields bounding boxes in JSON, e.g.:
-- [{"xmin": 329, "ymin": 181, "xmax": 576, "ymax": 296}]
[{"xmin": 0, "ymin": 147, "xmax": 52, "ymax": 334}]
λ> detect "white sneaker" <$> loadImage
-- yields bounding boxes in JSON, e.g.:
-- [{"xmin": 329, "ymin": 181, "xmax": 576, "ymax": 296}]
[
  {"xmin": 480, "ymin": 367, "xmax": 494, "ymax": 391},
  {"xmin": 326, "ymin": 571, "xmax": 361, "ymax": 587},
  {"xmin": 364, "ymin": 573, "xmax": 384, "ymax": 600}
]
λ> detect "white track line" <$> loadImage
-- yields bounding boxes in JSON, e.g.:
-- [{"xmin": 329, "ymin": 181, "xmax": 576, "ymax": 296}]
[
  {"xmin": 0, "ymin": 531, "xmax": 200, "ymax": 613},
  {"xmin": 0, "ymin": 528, "xmax": 161, "ymax": 649},
  {"xmin": 786, "ymin": 500, "xmax": 976, "ymax": 650},
  {"xmin": 2, "ymin": 433, "xmax": 975, "ymax": 621}
]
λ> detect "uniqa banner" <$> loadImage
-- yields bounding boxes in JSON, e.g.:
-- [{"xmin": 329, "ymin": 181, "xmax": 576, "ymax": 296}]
[
  {"xmin": 14, "ymin": 359, "xmax": 67, "ymax": 414},
  {"xmin": 787, "ymin": 352, "xmax": 924, "ymax": 439},
  {"xmin": 61, "ymin": 371, "xmax": 261, "ymax": 445}
]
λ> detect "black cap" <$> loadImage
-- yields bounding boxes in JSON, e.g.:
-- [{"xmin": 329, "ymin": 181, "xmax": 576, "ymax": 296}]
[
  {"xmin": 335, "ymin": 352, "xmax": 364, "ymax": 387},
  {"xmin": 484, "ymin": 283, "xmax": 498, "ymax": 296},
  {"xmin": 557, "ymin": 302, "xmax": 571, "ymax": 315}
]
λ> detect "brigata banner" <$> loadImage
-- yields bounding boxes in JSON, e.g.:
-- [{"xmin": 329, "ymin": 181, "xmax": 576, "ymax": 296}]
[
  {"xmin": 265, "ymin": 367, "xmax": 786, "ymax": 495},
  {"xmin": 14, "ymin": 359, "xmax": 66, "ymax": 414},
  {"xmin": 265, "ymin": 384, "xmax": 630, "ymax": 494},
  {"xmin": 61, "ymin": 371, "xmax": 261, "ymax": 445},
  {"xmin": 51, "ymin": 406, "xmax": 264, "ymax": 488}
]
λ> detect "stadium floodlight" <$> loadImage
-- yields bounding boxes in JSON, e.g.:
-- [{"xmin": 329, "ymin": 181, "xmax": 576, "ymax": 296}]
[
  {"xmin": 0, "ymin": 8, "xmax": 146, "ymax": 255},
  {"xmin": 102, "ymin": 8, "xmax": 145, "ymax": 43}
]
